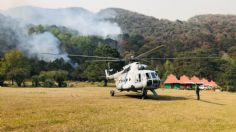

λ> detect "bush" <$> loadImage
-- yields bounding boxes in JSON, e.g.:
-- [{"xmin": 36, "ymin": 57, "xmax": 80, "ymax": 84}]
[
  {"xmin": 32, "ymin": 75, "xmax": 40, "ymax": 87},
  {"xmin": 61, "ymin": 82, "xmax": 67, "ymax": 87},
  {"xmin": 53, "ymin": 70, "xmax": 68, "ymax": 87},
  {"xmin": 43, "ymin": 79, "xmax": 56, "ymax": 87},
  {"xmin": 39, "ymin": 70, "xmax": 68, "ymax": 87},
  {"xmin": 227, "ymin": 86, "xmax": 236, "ymax": 92}
]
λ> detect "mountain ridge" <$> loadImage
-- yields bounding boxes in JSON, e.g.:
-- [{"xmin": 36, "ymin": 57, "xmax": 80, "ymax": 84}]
[{"xmin": 2, "ymin": 6, "xmax": 236, "ymax": 56}]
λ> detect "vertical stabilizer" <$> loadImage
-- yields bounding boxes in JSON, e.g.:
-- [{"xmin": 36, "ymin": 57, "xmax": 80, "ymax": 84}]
[{"xmin": 105, "ymin": 69, "xmax": 109, "ymax": 79}]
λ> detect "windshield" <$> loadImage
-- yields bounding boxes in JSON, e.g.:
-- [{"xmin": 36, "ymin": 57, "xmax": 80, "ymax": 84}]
[{"xmin": 151, "ymin": 72, "xmax": 157, "ymax": 79}]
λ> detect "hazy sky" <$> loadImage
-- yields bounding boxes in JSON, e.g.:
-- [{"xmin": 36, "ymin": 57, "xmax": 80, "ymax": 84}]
[{"xmin": 1, "ymin": 0, "xmax": 236, "ymax": 20}]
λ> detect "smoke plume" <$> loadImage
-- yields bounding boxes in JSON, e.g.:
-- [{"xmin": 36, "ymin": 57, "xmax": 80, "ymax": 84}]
[
  {"xmin": 0, "ymin": 6, "xmax": 122, "ymax": 62},
  {"xmin": 3, "ymin": 6, "xmax": 122, "ymax": 37},
  {"xmin": 22, "ymin": 32, "xmax": 70, "ymax": 62},
  {"xmin": 0, "ymin": 14, "xmax": 68, "ymax": 62}
]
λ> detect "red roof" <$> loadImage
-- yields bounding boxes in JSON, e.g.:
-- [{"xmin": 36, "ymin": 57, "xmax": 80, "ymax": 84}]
[
  {"xmin": 201, "ymin": 78, "xmax": 210, "ymax": 85},
  {"xmin": 179, "ymin": 75, "xmax": 193, "ymax": 84},
  {"xmin": 191, "ymin": 76, "xmax": 202, "ymax": 84},
  {"xmin": 164, "ymin": 74, "xmax": 218, "ymax": 86},
  {"xmin": 164, "ymin": 74, "xmax": 179, "ymax": 84},
  {"xmin": 208, "ymin": 80, "xmax": 218, "ymax": 87}
]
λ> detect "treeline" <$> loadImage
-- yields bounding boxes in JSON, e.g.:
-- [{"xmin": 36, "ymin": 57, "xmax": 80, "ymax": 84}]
[
  {"xmin": 0, "ymin": 48, "xmax": 121, "ymax": 87},
  {"xmin": 0, "ymin": 50, "xmax": 68, "ymax": 87}
]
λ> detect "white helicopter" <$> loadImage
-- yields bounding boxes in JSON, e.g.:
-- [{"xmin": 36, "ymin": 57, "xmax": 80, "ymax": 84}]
[
  {"xmin": 105, "ymin": 61, "xmax": 160, "ymax": 99},
  {"xmin": 102, "ymin": 45, "xmax": 165, "ymax": 99}
]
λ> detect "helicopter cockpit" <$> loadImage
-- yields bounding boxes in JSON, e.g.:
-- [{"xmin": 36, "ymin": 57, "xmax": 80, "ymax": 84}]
[{"xmin": 145, "ymin": 72, "xmax": 160, "ymax": 88}]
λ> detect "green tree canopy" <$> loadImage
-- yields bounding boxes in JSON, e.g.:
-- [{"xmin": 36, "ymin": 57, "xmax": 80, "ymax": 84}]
[{"xmin": 1, "ymin": 49, "xmax": 31, "ymax": 86}]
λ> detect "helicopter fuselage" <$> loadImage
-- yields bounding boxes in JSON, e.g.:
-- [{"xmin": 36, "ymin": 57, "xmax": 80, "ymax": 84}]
[{"xmin": 116, "ymin": 70, "xmax": 160, "ymax": 92}]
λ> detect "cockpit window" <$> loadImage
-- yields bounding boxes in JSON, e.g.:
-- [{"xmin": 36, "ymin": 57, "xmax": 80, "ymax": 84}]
[
  {"xmin": 123, "ymin": 67, "xmax": 130, "ymax": 73},
  {"xmin": 146, "ymin": 73, "xmax": 150, "ymax": 79},
  {"xmin": 151, "ymin": 72, "xmax": 157, "ymax": 79}
]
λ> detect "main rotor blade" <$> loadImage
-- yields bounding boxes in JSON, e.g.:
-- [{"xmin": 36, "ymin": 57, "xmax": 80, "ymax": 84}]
[
  {"xmin": 135, "ymin": 45, "xmax": 165, "ymax": 59},
  {"xmin": 40, "ymin": 53, "xmax": 120, "ymax": 60},
  {"xmin": 139, "ymin": 59, "xmax": 151, "ymax": 64},
  {"xmin": 144, "ymin": 57, "xmax": 220, "ymax": 60},
  {"xmin": 85, "ymin": 59, "xmax": 125, "ymax": 62}
]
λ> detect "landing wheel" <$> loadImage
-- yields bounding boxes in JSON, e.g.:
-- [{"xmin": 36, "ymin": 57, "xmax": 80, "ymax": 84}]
[
  {"xmin": 141, "ymin": 90, "xmax": 147, "ymax": 99},
  {"xmin": 110, "ymin": 90, "xmax": 115, "ymax": 96}
]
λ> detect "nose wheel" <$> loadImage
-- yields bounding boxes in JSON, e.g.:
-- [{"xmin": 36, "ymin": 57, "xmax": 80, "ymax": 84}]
[{"xmin": 110, "ymin": 90, "xmax": 115, "ymax": 96}]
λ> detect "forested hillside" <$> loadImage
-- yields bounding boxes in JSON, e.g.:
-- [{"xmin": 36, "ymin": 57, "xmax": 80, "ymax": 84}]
[
  {"xmin": 0, "ymin": 7, "xmax": 235, "ymax": 91},
  {"xmin": 109, "ymin": 8, "xmax": 236, "ymax": 56}
]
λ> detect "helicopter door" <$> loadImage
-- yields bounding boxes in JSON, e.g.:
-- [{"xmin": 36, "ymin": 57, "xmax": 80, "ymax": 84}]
[
  {"xmin": 135, "ymin": 73, "xmax": 143, "ymax": 89},
  {"xmin": 138, "ymin": 74, "xmax": 141, "ymax": 82}
]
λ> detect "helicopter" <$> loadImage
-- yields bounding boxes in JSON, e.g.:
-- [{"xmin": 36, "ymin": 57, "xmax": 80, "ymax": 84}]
[
  {"xmin": 105, "ymin": 61, "xmax": 160, "ymax": 99},
  {"xmin": 103, "ymin": 45, "xmax": 166, "ymax": 99}
]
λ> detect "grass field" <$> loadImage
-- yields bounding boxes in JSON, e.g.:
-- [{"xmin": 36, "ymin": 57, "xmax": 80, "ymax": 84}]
[{"xmin": 0, "ymin": 86, "xmax": 236, "ymax": 132}]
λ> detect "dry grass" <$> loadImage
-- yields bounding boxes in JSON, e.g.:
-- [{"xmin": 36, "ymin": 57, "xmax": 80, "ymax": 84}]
[{"xmin": 0, "ymin": 86, "xmax": 236, "ymax": 132}]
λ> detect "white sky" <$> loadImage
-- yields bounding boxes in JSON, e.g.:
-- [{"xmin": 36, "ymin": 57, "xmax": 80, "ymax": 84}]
[{"xmin": 0, "ymin": 0, "xmax": 236, "ymax": 20}]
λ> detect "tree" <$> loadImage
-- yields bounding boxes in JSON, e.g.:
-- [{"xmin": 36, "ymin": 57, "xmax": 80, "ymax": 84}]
[
  {"xmin": 163, "ymin": 60, "xmax": 174, "ymax": 81},
  {"xmin": 1, "ymin": 49, "xmax": 30, "ymax": 87},
  {"xmin": 173, "ymin": 48, "xmax": 220, "ymax": 80},
  {"xmin": 82, "ymin": 63, "xmax": 103, "ymax": 81},
  {"xmin": 8, "ymin": 68, "xmax": 29, "ymax": 87},
  {"xmin": 0, "ymin": 60, "xmax": 6, "ymax": 86},
  {"xmin": 32, "ymin": 75, "xmax": 40, "ymax": 87},
  {"xmin": 81, "ymin": 44, "xmax": 123, "ymax": 81},
  {"xmin": 39, "ymin": 71, "xmax": 55, "ymax": 87},
  {"xmin": 53, "ymin": 70, "xmax": 68, "ymax": 87},
  {"xmin": 217, "ymin": 53, "xmax": 236, "ymax": 91},
  {"xmin": 0, "ymin": 71, "xmax": 5, "ymax": 86},
  {"xmin": 224, "ymin": 62, "xmax": 236, "ymax": 92},
  {"xmin": 39, "ymin": 70, "xmax": 68, "ymax": 87}
]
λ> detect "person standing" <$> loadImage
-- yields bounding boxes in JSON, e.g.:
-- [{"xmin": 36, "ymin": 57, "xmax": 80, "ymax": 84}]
[
  {"xmin": 104, "ymin": 79, "xmax": 108, "ymax": 87},
  {"xmin": 196, "ymin": 84, "xmax": 200, "ymax": 100}
]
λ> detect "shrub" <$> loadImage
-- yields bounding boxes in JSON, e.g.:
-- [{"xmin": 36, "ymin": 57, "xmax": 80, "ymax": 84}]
[
  {"xmin": 39, "ymin": 70, "xmax": 68, "ymax": 87},
  {"xmin": 43, "ymin": 79, "xmax": 56, "ymax": 87},
  {"xmin": 32, "ymin": 75, "xmax": 40, "ymax": 87}
]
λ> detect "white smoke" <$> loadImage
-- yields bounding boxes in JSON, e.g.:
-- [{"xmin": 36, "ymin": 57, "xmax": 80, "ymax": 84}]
[
  {"xmin": 0, "ymin": 14, "xmax": 69, "ymax": 62},
  {"xmin": 3, "ymin": 6, "xmax": 122, "ymax": 37},
  {"xmin": 22, "ymin": 32, "xmax": 70, "ymax": 62}
]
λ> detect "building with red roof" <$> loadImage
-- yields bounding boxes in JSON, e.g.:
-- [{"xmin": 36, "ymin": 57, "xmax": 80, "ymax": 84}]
[
  {"xmin": 164, "ymin": 74, "xmax": 218, "ymax": 90},
  {"xmin": 179, "ymin": 75, "xmax": 194, "ymax": 89},
  {"xmin": 200, "ymin": 79, "xmax": 218, "ymax": 89},
  {"xmin": 209, "ymin": 80, "xmax": 218, "ymax": 87},
  {"xmin": 179, "ymin": 75, "xmax": 193, "ymax": 84},
  {"xmin": 164, "ymin": 74, "xmax": 179, "ymax": 84},
  {"xmin": 164, "ymin": 74, "xmax": 180, "ymax": 89},
  {"xmin": 191, "ymin": 76, "xmax": 202, "ymax": 84},
  {"xmin": 201, "ymin": 78, "xmax": 209, "ymax": 85}
]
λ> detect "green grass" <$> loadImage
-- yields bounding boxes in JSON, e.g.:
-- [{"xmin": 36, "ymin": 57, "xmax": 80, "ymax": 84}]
[{"xmin": 0, "ymin": 86, "xmax": 236, "ymax": 132}]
